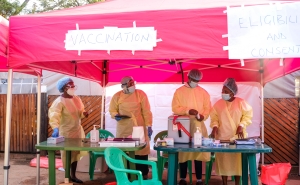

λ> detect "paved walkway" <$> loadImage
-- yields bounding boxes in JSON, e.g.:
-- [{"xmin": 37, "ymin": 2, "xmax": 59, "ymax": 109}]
[{"xmin": 0, "ymin": 154, "xmax": 299, "ymax": 185}]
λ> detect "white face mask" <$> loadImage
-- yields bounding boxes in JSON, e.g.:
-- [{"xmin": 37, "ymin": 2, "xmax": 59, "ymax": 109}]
[
  {"xmin": 67, "ymin": 88, "xmax": 76, "ymax": 96},
  {"xmin": 189, "ymin": 81, "xmax": 198, "ymax": 88},
  {"xmin": 222, "ymin": 93, "xmax": 231, "ymax": 101},
  {"xmin": 128, "ymin": 86, "xmax": 136, "ymax": 93}
]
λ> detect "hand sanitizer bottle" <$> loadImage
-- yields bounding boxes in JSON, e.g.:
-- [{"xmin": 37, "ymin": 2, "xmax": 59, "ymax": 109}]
[
  {"xmin": 90, "ymin": 125, "xmax": 100, "ymax": 143},
  {"xmin": 194, "ymin": 127, "xmax": 202, "ymax": 146}
]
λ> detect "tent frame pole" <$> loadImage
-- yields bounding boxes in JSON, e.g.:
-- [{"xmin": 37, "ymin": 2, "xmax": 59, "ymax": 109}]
[
  {"xmin": 3, "ymin": 69, "xmax": 13, "ymax": 185},
  {"xmin": 100, "ymin": 61, "xmax": 107, "ymax": 129},
  {"xmin": 36, "ymin": 74, "xmax": 42, "ymax": 185},
  {"xmin": 260, "ymin": 59, "xmax": 265, "ymax": 165}
]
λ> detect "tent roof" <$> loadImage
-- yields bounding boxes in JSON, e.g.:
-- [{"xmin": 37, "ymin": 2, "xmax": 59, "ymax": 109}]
[{"xmin": 7, "ymin": 0, "xmax": 300, "ymax": 85}]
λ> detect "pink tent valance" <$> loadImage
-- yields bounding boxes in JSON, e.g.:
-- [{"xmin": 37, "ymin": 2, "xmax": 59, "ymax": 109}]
[{"xmin": 0, "ymin": 15, "xmax": 8, "ymax": 57}]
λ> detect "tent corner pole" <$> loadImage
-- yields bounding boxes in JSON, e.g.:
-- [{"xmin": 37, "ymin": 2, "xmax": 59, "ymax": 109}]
[
  {"xmin": 3, "ymin": 69, "xmax": 13, "ymax": 185},
  {"xmin": 36, "ymin": 74, "xmax": 42, "ymax": 185},
  {"xmin": 260, "ymin": 59, "xmax": 265, "ymax": 165}
]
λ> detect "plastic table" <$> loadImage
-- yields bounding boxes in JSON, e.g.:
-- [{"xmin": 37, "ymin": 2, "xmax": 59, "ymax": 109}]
[
  {"xmin": 36, "ymin": 138, "xmax": 145, "ymax": 185},
  {"xmin": 154, "ymin": 143, "xmax": 272, "ymax": 185}
]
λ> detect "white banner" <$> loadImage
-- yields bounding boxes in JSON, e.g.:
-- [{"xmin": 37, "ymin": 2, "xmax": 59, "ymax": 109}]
[
  {"xmin": 227, "ymin": 2, "xmax": 300, "ymax": 59},
  {"xmin": 65, "ymin": 26, "xmax": 159, "ymax": 52}
]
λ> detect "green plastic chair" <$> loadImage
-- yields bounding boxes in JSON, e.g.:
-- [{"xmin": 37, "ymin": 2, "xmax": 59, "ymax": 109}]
[
  {"xmin": 86, "ymin": 129, "xmax": 114, "ymax": 180},
  {"xmin": 104, "ymin": 147, "xmax": 163, "ymax": 185},
  {"xmin": 154, "ymin": 130, "xmax": 193, "ymax": 184},
  {"xmin": 205, "ymin": 153, "xmax": 242, "ymax": 185}
]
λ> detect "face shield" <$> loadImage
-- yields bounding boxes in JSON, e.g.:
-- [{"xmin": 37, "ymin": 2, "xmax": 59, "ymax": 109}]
[{"xmin": 122, "ymin": 79, "xmax": 136, "ymax": 94}]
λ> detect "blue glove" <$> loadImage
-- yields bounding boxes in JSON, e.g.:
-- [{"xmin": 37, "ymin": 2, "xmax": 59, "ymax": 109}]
[
  {"xmin": 147, "ymin": 127, "xmax": 153, "ymax": 138},
  {"xmin": 52, "ymin": 128, "xmax": 59, "ymax": 138},
  {"xmin": 115, "ymin": 115, "xmax": 122, "ymax": 121}
]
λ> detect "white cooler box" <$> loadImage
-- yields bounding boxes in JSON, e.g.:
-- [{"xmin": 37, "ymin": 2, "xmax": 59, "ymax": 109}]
[
  {"xmin": 76, "ymin": 155, "xmax": 108, "ymax": 173},
  {"xmin": 168, "ymin": 115, "xmax": 191, "ymax": 143}
]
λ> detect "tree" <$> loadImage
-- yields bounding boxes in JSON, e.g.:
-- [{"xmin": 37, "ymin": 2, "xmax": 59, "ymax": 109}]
[
  {"xmin": 0, "ymin": 0, "xmax": 104, "ymax": 19},
  {"xmin": 29, "ymin": 0, "xmax": 103, "ymax": 13},
  {"xmin": 0, "ymin": 0, "xmax": 31, "ymax": 19}
]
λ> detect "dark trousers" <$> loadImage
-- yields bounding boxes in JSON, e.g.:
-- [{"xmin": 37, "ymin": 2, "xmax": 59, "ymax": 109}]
[
  {"xmin": 179, "ymin": 160, "xmax": 202, "ymax": 179},
  {"xmin": 135, "ymin": 155, "xmax": 149, "ymax": 176}
]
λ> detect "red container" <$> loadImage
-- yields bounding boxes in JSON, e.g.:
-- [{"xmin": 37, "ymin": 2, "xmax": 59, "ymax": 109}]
[
  {"xmin": 105, "ymin": 182, "xmax": 117, "ymax": 185},
  {"xmin": 261, "ymin": 163, "xmax": 291, "ymax": 185}
]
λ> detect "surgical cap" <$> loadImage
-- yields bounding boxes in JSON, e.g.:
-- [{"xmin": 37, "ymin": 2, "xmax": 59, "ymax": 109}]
[
  {"xmin": 56, "ymin": 77, "xmax": 74, "ymax": 93},
  {"xmin": 187, "ymin": 69, "xmax": 202, "ymax": 81},
  {"xmin": 224, "ymin": 78, "xmax": 238, "ymax": 95},
  {"xmin": 121, "ymin": 76, "xmax": 134, "ymax": 85}
]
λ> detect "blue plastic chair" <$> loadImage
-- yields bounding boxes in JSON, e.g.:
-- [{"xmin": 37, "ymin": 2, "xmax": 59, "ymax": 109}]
[
  {"xmin": 86, "ymin": 129, "xmax": 114, "ymax": 180},
  {"xmin": 104, "ymin": 147, "xmax": 163, "ymax": 185}
]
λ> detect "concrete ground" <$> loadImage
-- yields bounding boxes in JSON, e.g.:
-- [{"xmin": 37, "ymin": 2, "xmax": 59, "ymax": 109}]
[{"xmin": 0, "ymin": 153, "xmax": 300, "ymax": 185}]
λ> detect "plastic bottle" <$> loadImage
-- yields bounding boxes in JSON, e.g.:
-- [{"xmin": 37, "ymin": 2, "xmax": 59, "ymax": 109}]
[
  {"xmin": 194, "ymin": 127, "xmax": 202, "ymax": 146},
  {"xmin": 90, "ymin": 125, "xmax": 100, "ymax": 142}
]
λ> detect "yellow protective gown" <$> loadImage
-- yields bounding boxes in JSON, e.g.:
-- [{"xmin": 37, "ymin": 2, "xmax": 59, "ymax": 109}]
[
  {"xmin": 48, "ymin": 95, "xmax": 87, "ymax": 168},
  {"xmin": 210, "ymin": 97, "xmax": 253, "ymax": 176},
  {"xmin": 172, "ymin": 84, "xmax": 211, "ymax": 163},
  {"xmin": 109, "ymin": 89, "xmax": 152, "ymax": 155}
]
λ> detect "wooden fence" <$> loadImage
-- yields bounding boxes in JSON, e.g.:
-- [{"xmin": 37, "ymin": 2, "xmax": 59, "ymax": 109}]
[
  {"xmin": 264, "ymin": 98, "xmax": 299, "ymax": 165},
  {"xmin": 0, "ymin": 94, "xmax": 37, "ymax": 152}
]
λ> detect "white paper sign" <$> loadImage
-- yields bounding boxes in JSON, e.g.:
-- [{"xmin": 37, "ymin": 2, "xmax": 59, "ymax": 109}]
[
  {"xmin": 65, "ymin": 26, "xmax": 159, "ymax": 53},
  {"xmin": 227, "ymin": 2, "xmax": 300, "ymax": 59}
]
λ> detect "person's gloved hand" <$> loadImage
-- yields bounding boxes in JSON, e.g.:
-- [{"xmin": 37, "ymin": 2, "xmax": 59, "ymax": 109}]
[
  {"xmin": 147, "ymin": 127, "xmax": 153, "ymax": 138},
  {"xmin": 188, "ymin": 109, "xmax": 198, "ymax": 115},
  {"xmin": 52, "ymin": 128, "xmax": 59, "ymax": 138},
  {"xmin": 115, "ymin": 114, "xmax": 122, "ymax": 121}
]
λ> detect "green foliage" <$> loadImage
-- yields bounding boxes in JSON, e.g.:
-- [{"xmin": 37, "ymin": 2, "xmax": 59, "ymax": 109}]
[
  {"xmin": 0, "ymin": 0, "xmax": 104, "ymax": 19},
  {"xmin": 28, "ymin": 0, "xmax": 104, "ymax": 13},
  {"xmin": 0, "ymin": 0, "xmax": 30, "ymax": 19}
]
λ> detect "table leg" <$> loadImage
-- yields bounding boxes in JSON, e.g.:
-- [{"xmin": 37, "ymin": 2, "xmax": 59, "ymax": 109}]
[
  {"xmin": 157, "ymin": 151, "xmax": 162, "ymax": 180},
  {"xmin": 242, "ymin": 153, "xmax": 248, "ymax": 185},
  {"xmin": 167, "ymin": 152, "xmax": 178, "ymax": 185},
  {"xmin": 48, "ymin": 150, "xmax": 56, "ymax": 185},
  {"xmin": 65, "ymin": 151, "xmax": 71, "ymax": 179},
  {"xmin": 128, "ymin": 151, "xmax": 136, "ymax": 181},
  {"xmin": 248, "ymin": 153, "xmax": 258, "ymax": 185}
]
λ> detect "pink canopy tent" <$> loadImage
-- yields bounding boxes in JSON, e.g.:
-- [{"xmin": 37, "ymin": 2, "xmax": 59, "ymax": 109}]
[
  {"xmin": 0, "ymin": 15, "xmax": 8, "ymax": 57},
  {"xmin": 5, "ymin": 1, "xmax": 300, "ymax": 182},
  {"xmin": 1, "ymin": 16, "xmax": 42, "ymax": 185},
  {"xmin": 7, "ymin": 0, "xmax": 300, "ymax": 86}
]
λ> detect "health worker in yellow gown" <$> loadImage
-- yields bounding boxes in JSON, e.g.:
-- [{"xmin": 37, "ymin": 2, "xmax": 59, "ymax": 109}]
[
  {"xmin": 172, "ymin": 69, "xmax": 211, "ymax": 185},
  {"xmin": 109, "ymin": 76, "xmax": 153, "ymax": 180},
  {"xmin": 210, "ymin": 78, "xmax": 253, "ymax": 185},
  {"xmin": 49, "ymin": 77, "xmax": 89, "ymax": 184}
]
